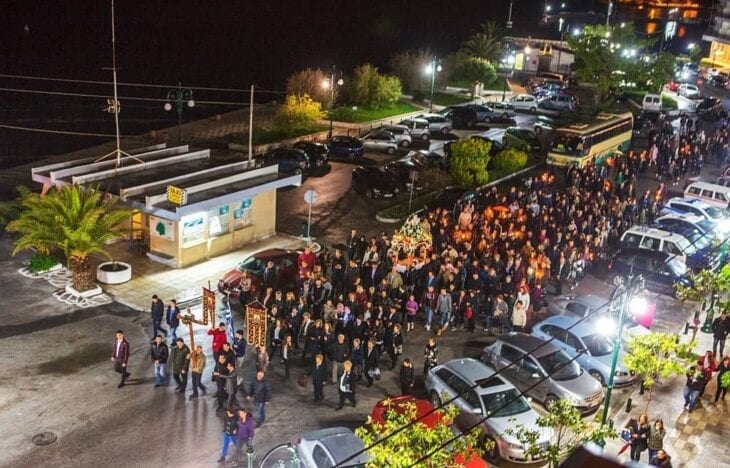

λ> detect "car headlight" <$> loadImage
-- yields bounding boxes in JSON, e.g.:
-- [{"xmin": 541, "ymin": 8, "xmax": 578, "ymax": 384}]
[
  {"xmin": 507, "ymin": 442, "xmax": 523, "ymax": 450},
  {"xmin": 566, "ymin": 395, "xmax": 583, "ymax": 405},
  {"xmin": 615, "ymin": 370, "xmax": 629, "ymax": 377}
]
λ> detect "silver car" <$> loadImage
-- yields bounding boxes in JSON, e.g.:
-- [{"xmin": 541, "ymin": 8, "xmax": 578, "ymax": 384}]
[
  {"xmin": 258, "ymin": 426, "xmax": 369, "ymax": 467},
  {"xmin": 531, "ymin": 315, "xmax": 637, "ymax": 386},
  {"xmin": 419, "ymin": 113, "xmax": 453, "ymax": 135},
  {"xmin": 360, "ymin": 129, "xmax": 398, "ymax": 154},
  {"xmin": 547, "ymin": 294, "xmax": 651, "ymax": 346},
  {"xmin": 382, "ymin": 124, "xmax": 413, "ymax": 148},
  {"xmin": 481, "ymin": 333, "xmax": 604, "ymax": 414},
  {"xmin": 399, "ymin": 117, "xmax": 431, "ymax": 140},
  {"xmin": 425, "ymin": 358, "xmax": 551, "ymax": 464}
]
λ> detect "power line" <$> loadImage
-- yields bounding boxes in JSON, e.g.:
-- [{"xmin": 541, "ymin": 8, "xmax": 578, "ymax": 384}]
[
  {"xmin": 0, "ymin": 86, "xmax": 250, "ymax": 106},
  {"xmin": 0, "ymin": 73, "xmax": 288, "ymax": 94},
  {"xmin": 0, "ymin": 123, "xmax": 124, "ymax": 138},
  {"xmin": 335, "ymin": 204, "xmax": 728, "ymax": 467}
]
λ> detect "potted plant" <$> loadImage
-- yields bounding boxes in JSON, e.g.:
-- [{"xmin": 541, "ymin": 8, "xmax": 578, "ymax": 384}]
[{"xmin": 96, "ymin": 260, "xmax": 132, "ymax": 284}]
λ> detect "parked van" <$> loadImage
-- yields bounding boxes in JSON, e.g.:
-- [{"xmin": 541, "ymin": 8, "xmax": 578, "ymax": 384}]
[
  {"xmin": 642, "ymin": 93, "xmax": 662, "ymax": 112},
  {"xmin": 684, "ymin": 181, "xmax": 730, "ymax": 209}
]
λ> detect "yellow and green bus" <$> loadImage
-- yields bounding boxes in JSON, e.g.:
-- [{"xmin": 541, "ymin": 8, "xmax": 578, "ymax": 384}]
[{"xmin": 546, "ymin": 112, "xmax": 634, "ymax": 167}]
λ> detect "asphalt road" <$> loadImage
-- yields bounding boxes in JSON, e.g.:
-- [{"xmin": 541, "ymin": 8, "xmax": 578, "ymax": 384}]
[{"xmin": 275, "ymin": 112, "xmax": 540, "ymax": 245}]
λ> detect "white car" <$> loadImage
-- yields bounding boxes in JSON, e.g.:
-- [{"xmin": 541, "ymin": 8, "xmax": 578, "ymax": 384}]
[
  {"xmin": 259, "ymin": 427, "xmax": 369, "ymax": 467},
  {"xmin": 360, "ymin": 129, "xmax": 398, "ymax": 154},
  {"xmin": 509, "ymin": 94, "xmax": 539, "ymax": 113},
  {"xmin": 399, "ymin": 117, "xmax": 431, "ymax": 140},
  {"xmin": 382, "ymin": 124, "xmax": 413, "ymax": 147},
  {"xmin": 678, "ymin": 83, "xmax": 700, "ymax": 99}
]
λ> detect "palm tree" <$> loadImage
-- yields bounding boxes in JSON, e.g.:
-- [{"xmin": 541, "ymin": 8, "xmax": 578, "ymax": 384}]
[
  {"xmin": 460, "ymin": 21, "xmax": 505, "ymax": 63},
  {"xmin": 7, "ymin": 184, "xmax": 132, "ymax": 292},
  {"xmin": 0, "ymin": 185, "xmax": 30, "ymax": 230}
]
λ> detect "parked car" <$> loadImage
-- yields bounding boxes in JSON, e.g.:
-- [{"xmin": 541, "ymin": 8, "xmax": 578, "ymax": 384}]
[
  {"xmin": 425, "ymin": 358, "xmax": 551, "ymax": 463},
  {"xmin": 382, "ymin": 124, "xmax": 413, "ymax": 147},
  {"xmin": 532, "ymin": 83, "xmax": 564, "ymax": 98},
  {"xmin": 509, "ymin": 94, "xmax": 539, "ymax": 112},
  {"xmin": 547, "ymin": 294, "xmax": 651, "ymax": 344},
  {"xmin": 664, "ymin": 81, "xmax": 680, "ymax": 92},
  {"xmin": 528, "ymin": 72, "xmax": 565, "ymax": 90},
  {"xmin": 504, "ymin": 127, "xmax": 542, "ymax": 152},
  {"xmin": 533, "ymin": 115, "xmax": 556, "ymax": 135},
  {"xmin": 217, "ymin": 248, "xmax": 299, "ymax": 299},
  {"xmin": 442, "ymin": 104, "xmax": 494, "ymax": 123},
  {"xmin": 655, "ymin": 212, "xmax": 718, "ymax": 241},
  {"xmin": 605, "ymin": 247, "xmax": 692, "ymax": 295},
  {"xmin": 351, "ymin": 166, "xmax": 399, "ymax": 199},
  {"xmin": 531, "ymin": 315, "xmax": 638, "ymax": 386},
  {"xmin": 678, "ymin": 83, "xmax": 700, "ymax": 99},
  {"xmin": 263, "ymin": 148, "xmax": 310, "ymax": 174},
  {"xmin": 360, "ymin": 129, "xmax": 399, "ymax": 154},
  {"xmin": 661, "ymin": 197, "xmax": 730, "ymax": 228},
  {"xmin": 426, "ymin": 186, "xmax": 478, "ymax": 212},
  {"xmin": 406, "ymin": 149, "xmax": 449, "ymax": 170},
  {"xmin": 419, "ymin": 113, "xmax": 453, "ymax": 135},
  {"xmin": 370, "ymin": 396, "xmax": 489, "ymax": 468},
  {"xmin": 258, "ymin": 427, "xmax": 369, "ymax": 468},
  {"xmin": 489, "ymin": 101, "xmax": 516, "ymax": 118},
  {"xmin": 481, "ymin": 333, "xmax": 604, "ymax": 414},
  {"xmin": 382, "ymin": 156, "xmax": 425, "ymax": 192},
  {"xmin": 695, "ymin": 97, "xmax": 723, "ymax": 118},
  {"xmin": 537, "ymin": 94, "xmax": 576, "ymax": 112},
  {"xmin": 469, "ymin": 134, "xmax": 506, "ymax": 156},
  {"xmin": 400, "ymin": 117, "xmax": 431, "ymax": 140},
  {"xmin": 619, "ymin": 225, "xmax": 721, "ymax": 272},
  {"xmin": 442, "ymin": 106, "xmax": 479, "ymax": 129},
  {"xmin": 291, "ymin": 141, "xmax": 329, "ymax": 168},
  {"xmin": 326, "ymin": 135, "xmax": 365, "ymax": 160}
]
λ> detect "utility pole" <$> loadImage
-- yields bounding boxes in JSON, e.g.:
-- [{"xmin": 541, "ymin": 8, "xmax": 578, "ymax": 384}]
[{"xmin": 248, "ymin": 84, "xmax": 254, "ymax": 162}]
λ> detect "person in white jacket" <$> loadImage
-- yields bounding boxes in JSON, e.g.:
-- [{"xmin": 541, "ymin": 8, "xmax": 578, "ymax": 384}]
[
  {"xmin": 512, "ymin": 300, "xmax": 527, "ymax": 332},
  {"xmin": 516, "ymin": 285, "xmax": 530, "ymax": 314}
]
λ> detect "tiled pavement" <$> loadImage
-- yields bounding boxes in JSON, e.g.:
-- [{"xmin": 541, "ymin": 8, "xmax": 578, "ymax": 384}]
[
  {"xmin": 97, "ymin": 233, "xmax": 304, "ymax": 311},
  {"xmin": 603, "ymin": 315, "xmax": 728, "ymax": 468}
]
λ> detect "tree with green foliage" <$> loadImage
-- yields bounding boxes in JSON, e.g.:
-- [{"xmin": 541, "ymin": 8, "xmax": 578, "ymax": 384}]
[
  {"xmin": 505, "ymin": 399, "xmax": 616, "ymax": 468},
  {"xmin": 492, "ymin": 147, "xmax": 528, "ymax": 172},
  {"xmin": 460, "ymin": 21, "xmax": 504, "ymax": 63},
  {"xmin": 348, "ymin": 64, "xmax": 403, "ymax": 109},
  {"xmin": 623, "ymin": 332, "xmax": 697, "ymax": 411},
  {"xmin": 355, "ymin": 398, "xmax": 482, "ymax": 468},
  {"xmin": 449, "ymin": 139, "xmax": 491, "ymax": 188},
  {"xmin": 569, "ymin": 23, "xmax": 674, "ymax": 104},
  {"xmin": 7, "ymin": 184, "xmax": 133, "ymax": 292},
  {"xmin": 676, "ymin": 265, "xmax": 730, "ymax": 338},
  {"xmin": 285, "ymin": 68, "xmax": 332, "ymax": 105},
  {"xmin": 449, "ymin": 52, "xmax": 498, "ymax": 87},
  {"xmin": 274, "ymin": 94, "xmax": 325, "ymax": 131},
  {"xmin": 390, "ymin": 48, "xmax": 445, "ymax": 93}
]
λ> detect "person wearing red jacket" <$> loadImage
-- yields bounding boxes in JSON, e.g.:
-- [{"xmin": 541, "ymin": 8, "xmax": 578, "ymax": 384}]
[{"xmin": 208, "ymin": 322, "xmax": 228, "ymax": 361}]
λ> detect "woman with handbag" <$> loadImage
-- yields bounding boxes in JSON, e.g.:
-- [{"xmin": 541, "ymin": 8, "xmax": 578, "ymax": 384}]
[
  {"xmin": 626, "ymin": 413, "xmax": 650, "ymax": 462},
  {"xmin": 350, "ymin": 338, "xmax": 364, "ymax": 382},
  {"xmin": 364, "ymin": 339, "xmax": 380, "ymax": 388}
]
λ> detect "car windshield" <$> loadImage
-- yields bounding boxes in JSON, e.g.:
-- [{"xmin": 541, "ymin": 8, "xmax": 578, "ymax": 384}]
[
  {"xmin": 551, "ymin": 132, "xmax": 585, "ymax": 156},
  {"xmin": 238, "ymin": 256, "xmax": 265, "ymax": 273},
  {"xmin": 580, "ymin": 334, "xmax": 614, "ymax": 356},
  {"xmin": 674, "ymin": 236, "xmax": 696, "ymax": 255},
  {"xmin": 681, "ymin": 230, "xmax": 710, "ymax": 249},
  {"xmin": 537, "ymin": 351, "xmax": 583, "ymax": 381},
  {"xmin": 698, "ymin": 219, "xmax": 715, "ymax": 232},
  {"xmin": 705, "ymin": 206, "xmax": 728, "ymax": 220},
  {"xmin": 481, "ymin": 389, "xmax": 531, "ymax": 417}
]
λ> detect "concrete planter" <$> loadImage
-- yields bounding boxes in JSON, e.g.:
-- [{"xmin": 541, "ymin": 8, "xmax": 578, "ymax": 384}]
[{"xmin": 96, "ymin": 261, "xmax": 132, "ymax": 284}]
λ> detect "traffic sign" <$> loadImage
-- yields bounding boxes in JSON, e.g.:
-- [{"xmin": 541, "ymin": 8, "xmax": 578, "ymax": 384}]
[
  {"xmin": 304, "ymin": 190, "xmax": 318, "ymax": 204},
  {"xmin": 166, "ymin": 185, "xmax": 187, "ymax": 206}
]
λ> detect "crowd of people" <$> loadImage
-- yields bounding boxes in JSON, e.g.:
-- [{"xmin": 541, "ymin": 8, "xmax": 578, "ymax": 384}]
[{"xmin": 111, "ymin": 112, "xmax": 730, "ymax": 466}]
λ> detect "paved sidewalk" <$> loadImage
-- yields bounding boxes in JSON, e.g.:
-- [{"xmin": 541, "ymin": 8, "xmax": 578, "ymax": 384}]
[
  {"xmin": 98, "ymin": 233, "xmax": 305, "ymax": 311},
  {"xmin": 602, "ymin": 310, "xmax": 727, "ymax": 468}
]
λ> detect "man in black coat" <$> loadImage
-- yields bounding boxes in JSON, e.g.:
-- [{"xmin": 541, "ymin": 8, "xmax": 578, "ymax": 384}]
[
  {"xmin": 310, "ymin": 353, "xmax": 327, "ymax": 402},
  {"xmin": 363, "ymin": 339, "xmax": 380, "ymax": 387},
  {"xmin": 331, "ymin": 249, "xmax": 347, "ymax": 299},
  {"xmin": 712, "ymin": 311, "xmax": 729, "ymax": 358},
  {"xmin": 150, "ymin": 295, "xmax": 166, "ymax": 339},
  {"xmin": 335, "ymin": 360, "xmax": 356, "ymax": 410}
]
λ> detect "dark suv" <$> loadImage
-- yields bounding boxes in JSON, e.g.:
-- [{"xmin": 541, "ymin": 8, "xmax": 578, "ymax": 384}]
[
  {"xmin": 292, "ymin": 141, "xmax": 329, "ymax": 168},
  {"xmin": 351, "ymin": 166, "xmax": 399, "ymax": 199},
  {"xmin": 326, "ymin": 136, "xmax": 365, "ymax": 160},
  {"xmin": 441, "ymin": 107, "xmax": 479, "ymax": 129},
  {"xmin": 605, "ymin": 247, "xmax": 692, "ymax": 296},
  {"xmin": 264, "ymin": 148, "xmax": 310, "ymax": 174}
]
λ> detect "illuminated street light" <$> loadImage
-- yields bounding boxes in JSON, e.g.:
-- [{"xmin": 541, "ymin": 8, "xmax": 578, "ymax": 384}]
[
  {"xmin": 425, "ymin": 57, "xmax": 442, "ymax": 112},
  {"xmin": 572, "ymin": 28, "xmax": 581, "ymax": 36},
  {"xmin": 324, "ymin": 67, "xmax": 344, "ymax": 137},
  {"xmin": 164, "ymin": 82, "xmax": 195, "ymax": 143}
]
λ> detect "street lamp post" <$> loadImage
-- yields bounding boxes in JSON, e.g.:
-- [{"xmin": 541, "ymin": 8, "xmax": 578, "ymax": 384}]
[
  {"xmin": 164, "ymin": 82, "xmax": 195, "ymax": 143},
  {"xmin": 599, "ymin": 275, "xmax": 646, "ymax": 427},
  {"xmin": 501, "ymin": 53, "xmax": 516, "ymax": 102},
  {"xmin": 425, "ymin": 57, "xmax": 442, "ymax": 112},
  {"xmin": 322, "ymin": 67, "xmax": 344, "ymax": 138}
]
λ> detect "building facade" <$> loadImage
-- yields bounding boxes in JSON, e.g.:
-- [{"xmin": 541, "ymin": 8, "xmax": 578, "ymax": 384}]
[{"xmin": 703, "ymin": 0, "xmax": 730, "ymax": 68}]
